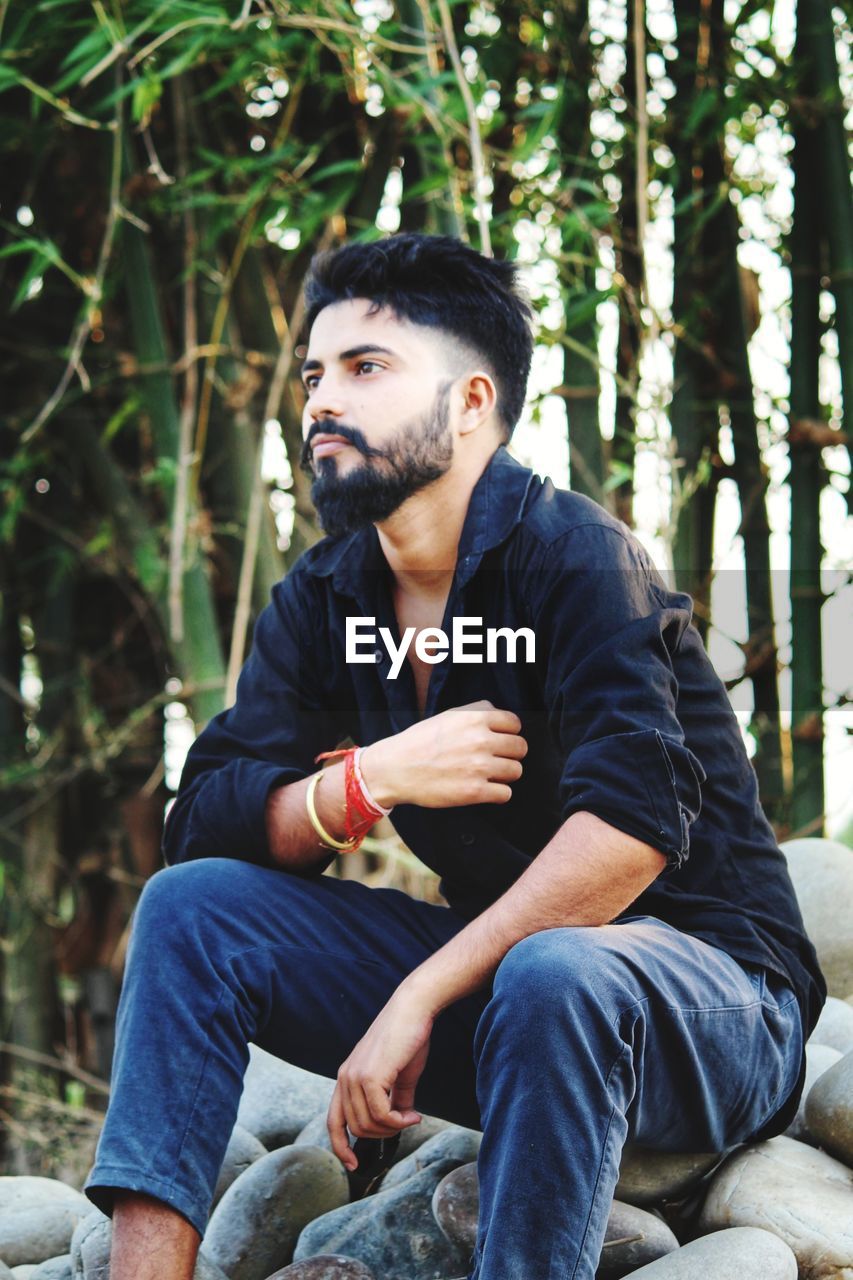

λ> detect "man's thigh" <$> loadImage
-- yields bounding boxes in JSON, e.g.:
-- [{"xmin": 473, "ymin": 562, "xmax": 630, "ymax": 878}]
[
  {"xmin": 157, "ymin": 858, "xmax": 487, "ymax": 1128},
  {"xmin": 490, "ymin": 914, "xmax": 803, "ymax": 1151}
]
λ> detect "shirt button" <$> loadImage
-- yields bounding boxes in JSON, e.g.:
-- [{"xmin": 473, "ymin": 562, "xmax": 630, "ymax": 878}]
[{"xmin": 460, "ymin": 833, "xmax": 475, "ymax": 846}]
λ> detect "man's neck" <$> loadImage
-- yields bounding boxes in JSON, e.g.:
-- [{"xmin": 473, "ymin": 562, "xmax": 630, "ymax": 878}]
[{"xmin": 376, "ymin": 445, "xmax": 499, "ymax": 598}]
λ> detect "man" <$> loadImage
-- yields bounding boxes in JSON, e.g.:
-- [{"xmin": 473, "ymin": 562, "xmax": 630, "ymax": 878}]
[{"xmin": 85, "ymin": 233, "xmax": 824, "ymax": 1280}]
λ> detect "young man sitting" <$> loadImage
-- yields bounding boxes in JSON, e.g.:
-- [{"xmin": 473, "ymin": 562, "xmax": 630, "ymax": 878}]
[{"xmin": 85, "ymin": 233, "xmax": 825, "ymax": 1280}]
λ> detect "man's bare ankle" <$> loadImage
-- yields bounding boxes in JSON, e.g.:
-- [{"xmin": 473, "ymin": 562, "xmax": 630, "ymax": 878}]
[{"xmin": 110, "ymin": 1191, "xmax": 201, "ymax": 1280}]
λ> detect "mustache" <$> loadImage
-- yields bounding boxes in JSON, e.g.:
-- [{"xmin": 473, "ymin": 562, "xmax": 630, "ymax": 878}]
[{"xmin": 300, "ymin": 422, "xmax": 388, "ymax": 473}]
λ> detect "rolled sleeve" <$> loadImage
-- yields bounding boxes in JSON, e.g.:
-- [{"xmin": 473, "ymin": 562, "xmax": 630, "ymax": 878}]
[
  {"xmin": 529, "ymin": 524, "xmax": 706, "ymax": 869},
  {"xmin": 558, "ymin": 729, "xmax": 703, "ymax": 869},
  {"xmin": 164, "ymin": 565, "xmax": 345, "ymax": 867}
]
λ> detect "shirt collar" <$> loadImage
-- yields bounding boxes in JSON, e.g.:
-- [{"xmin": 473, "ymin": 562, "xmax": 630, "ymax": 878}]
[{"xmin": 304, "ymin": 444, "xmax": 537, "ymax": 599}]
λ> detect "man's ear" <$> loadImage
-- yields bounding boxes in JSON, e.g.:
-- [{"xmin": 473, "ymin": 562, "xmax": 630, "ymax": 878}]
[{"xmin": 457, "ymin": 371, "xmax": 499, "ymax": 436}]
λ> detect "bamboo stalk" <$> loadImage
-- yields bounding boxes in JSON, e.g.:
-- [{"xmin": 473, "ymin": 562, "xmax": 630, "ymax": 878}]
[
  {"xmin": 788, "ymin": 12, "xmax": 826, "ymax": 835},
  {"xmin": 167, "ymin": 77, "xmax": 199, "ymax": 646},
  {"xmin": 801, "ymin": 0, "xmax": 853, "ymax": 510},
  {"xmin": 556, "ymin": 1, "xmax": 605, "ymax": 503}
]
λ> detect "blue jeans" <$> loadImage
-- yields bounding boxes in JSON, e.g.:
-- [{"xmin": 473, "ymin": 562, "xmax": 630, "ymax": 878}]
[{"xmin": 84, "ymin": 858, "xmax": 802, "ymax": 1280}]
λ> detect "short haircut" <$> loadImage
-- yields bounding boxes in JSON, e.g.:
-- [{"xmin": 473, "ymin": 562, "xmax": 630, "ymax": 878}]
[{"xmin": 303, "ymin": 233, "xmax": 534, "ymax": 440}]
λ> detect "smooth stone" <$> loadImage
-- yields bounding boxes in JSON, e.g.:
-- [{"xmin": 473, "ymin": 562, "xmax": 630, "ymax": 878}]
[
  {"xmin": 380, "ymin": 1126, "xmax": 482, "ymax": 1191},
  {"xmin": 699, "ymin": 1136, "xmax": 853, "ymax": 1278},
  {"xmin": 29, "ymin": 1260, "xmax": 72, "ymax": 1280},
  {"xmin": 69, "ymin": 1211, "xmax": 110, "ymax": 1280},
  {"xmin": 293, "ymin": 1112, "xmax": 452, "ymax": 1167},
  {"xmin": 615, "ymin": 1148, "xmax": 722, "ymax": 1206},
  {"xmin": 293, "ymin": 1163, "xmax": 469, "ymax": 1280},
  {"xmin": 0, "ymin": 1205, "xmax": 89, "ymax": 1269},
  {"xmin": 203, "ymin": 1145, "xmax": 349, "ymax": 1280},
  {"xmin": 0, "ymin": 1264, "xmax": 14, "ymax": 1280},
  {"xmin": 237, "ymin": 1046, "xmax": 335, "ymax": 1149},
  {"xmin": 11, "ymin": 1269, "xmax": 39, "ymax": 1279},
  {"xmin": 806, "ymin": 1048, "xmax": 853, "ymax": 1166},
  {"xmin": 625, "ymin": 1227, "xmax": 797, "ymax": 1278},
  {"xmin": 0, "ymin": 1181, "xmax": 89, "ymax": 1215},
  {"xmin": 292, "ymin": 1113, "xmax": 333, "ymax": 1152},
  {"xmin": 263, "ymin": 1259, "xmax": 375, "ymax": 1278},
  {"xmin": 785, "ymin": 1043, "xmax": 843, "ymax": 1142},
  {"xmin": 810, "ymin": 998, "xmax": 853, "ymax": 1055},
  {"xmin": 597, "ymin": 1201, "xmax": 680, "ymax": 1277},
  {"xmin": 780, "ymin": 839, "xmax": 853, "ymax": 998},
  {"xmin": 431, "ymin": 1163, "xmax": 478, "ymax": 1252},
  {"xmin": 212, "ymin": 1123, "xmax": 268, "ymax": 1207}
]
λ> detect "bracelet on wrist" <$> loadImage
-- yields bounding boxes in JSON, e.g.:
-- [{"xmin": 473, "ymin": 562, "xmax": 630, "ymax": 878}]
[{"xmin": 305, "ymin": 771, "xmax": 362, "ymax": 852}]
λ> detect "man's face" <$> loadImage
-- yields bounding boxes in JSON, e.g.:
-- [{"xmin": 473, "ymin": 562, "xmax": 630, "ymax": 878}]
[{"xmin": 299, "ymin": 300, "xmax": 458, "ymax": 537}]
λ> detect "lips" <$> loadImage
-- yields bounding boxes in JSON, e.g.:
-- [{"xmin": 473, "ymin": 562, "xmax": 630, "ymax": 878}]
[
  {"xmin": 313, "ymin": 440, "xmax": 350, "ymax": 457},
  {"xmin": 311, "ymin": 433, "xmax": 352, "ymax": 459}
]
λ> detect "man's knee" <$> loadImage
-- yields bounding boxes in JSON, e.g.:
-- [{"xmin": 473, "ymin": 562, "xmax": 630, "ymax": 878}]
[
  {"xmin": 128, "ymin": 858, "xmax": 278, "ymax": 976},
  {"xmin": 492, "ymin": 926, "xmax": 640, "ymax": 1021}
]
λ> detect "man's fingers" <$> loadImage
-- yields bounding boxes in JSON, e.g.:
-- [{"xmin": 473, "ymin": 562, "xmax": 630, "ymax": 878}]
[
  {"xmin": 327, "ymin": 1086, "xmax": 356, "ymax": 1171},
  {"xmin": 484, "ymin": 706, "xmax": 523, "ymax": 735},
  {"xmin": 490, "ymin": 730, "xmax": 528, "ymax": 759}
]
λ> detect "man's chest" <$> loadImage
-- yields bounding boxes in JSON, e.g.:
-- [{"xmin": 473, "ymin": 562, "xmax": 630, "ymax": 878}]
[{"xmin": 392, "ymin": 586, "xmax": 451, "ymax": 719}]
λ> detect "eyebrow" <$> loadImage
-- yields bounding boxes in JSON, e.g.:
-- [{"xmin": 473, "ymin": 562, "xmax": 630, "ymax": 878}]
[{"xmin": 301, "ymin": 344, "xmax": 398, "ymax": 375}]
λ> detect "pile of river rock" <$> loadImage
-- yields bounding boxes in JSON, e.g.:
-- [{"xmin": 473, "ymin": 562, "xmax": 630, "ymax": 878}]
[{"xmin": 1, "ymin": 837, "xmax": 851, "ymax": 1280}]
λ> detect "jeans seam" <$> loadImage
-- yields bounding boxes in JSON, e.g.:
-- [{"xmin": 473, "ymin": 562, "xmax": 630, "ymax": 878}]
[
  {"xmin": 567, "ymin": 1047, "xmax": 628, "ymax": 1280},
  {"xmin": 161, "ymin": 978, "xmax": 229, "ymax": 1212}
]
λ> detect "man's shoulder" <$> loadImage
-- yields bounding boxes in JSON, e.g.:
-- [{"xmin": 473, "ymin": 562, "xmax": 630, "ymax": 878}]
[{"xmin": 518, "ymin": 473, "xmax": 643, "ymax": 563}]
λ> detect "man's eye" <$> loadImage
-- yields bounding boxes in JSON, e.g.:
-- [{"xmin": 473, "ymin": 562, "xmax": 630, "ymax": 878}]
[
  {"xmin": 303, "ymin": 375, "xmax": 320, "ymax": 391},
  {"xmin": 355, "ymin": 361, "xmax": 381, "ymax": 375}
]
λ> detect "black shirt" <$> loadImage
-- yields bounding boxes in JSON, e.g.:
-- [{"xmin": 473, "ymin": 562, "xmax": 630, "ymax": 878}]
[{"xmin": 165, "ymin": 445, "xmax": 825, "ymax": 1132}]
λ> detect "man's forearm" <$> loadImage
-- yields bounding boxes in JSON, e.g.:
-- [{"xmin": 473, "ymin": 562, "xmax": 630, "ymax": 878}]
[
  {"xmin": 401, "ymin": 811, "xmax": 667, "ymax": 1015},
  {"xmin": 264, "ymin": 762, "xmax": 349, "ymax": 869}
]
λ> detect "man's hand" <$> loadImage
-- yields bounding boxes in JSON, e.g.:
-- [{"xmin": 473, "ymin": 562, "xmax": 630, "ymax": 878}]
[
  {"xmin": 361, "ymin": 700, "xmax": 528, "ymax": 810},
  {"xmin": 327, "ymin": 984, "xmax": 435, "ymax": 1172}
]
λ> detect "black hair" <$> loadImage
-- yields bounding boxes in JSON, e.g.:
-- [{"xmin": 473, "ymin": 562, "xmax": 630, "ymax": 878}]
[{"xmin": 303, "ymin": 233, "xmax": 534, "ymax": 440}]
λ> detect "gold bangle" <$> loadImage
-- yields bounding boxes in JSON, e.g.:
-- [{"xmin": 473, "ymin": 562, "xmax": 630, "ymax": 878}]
[{"xmin": 305, "ymin": 771, "xmax": 361, "ymax": 852}]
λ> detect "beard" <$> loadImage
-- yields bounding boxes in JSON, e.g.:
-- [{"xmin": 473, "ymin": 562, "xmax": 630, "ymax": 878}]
[{"xmin": 300, "ymin": 381, "xmax": 454, "ymax": 537}]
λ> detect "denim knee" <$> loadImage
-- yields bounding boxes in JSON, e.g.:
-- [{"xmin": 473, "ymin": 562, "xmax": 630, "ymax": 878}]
[{"xmin": 492, "ymin": 925, "xmax": 640, "ymax": 1019}]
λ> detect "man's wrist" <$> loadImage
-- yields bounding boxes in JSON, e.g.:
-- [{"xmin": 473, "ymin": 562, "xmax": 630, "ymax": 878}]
[{"xmin": 359, "ymin": 740, "xmax": 400, "ymax": 810}]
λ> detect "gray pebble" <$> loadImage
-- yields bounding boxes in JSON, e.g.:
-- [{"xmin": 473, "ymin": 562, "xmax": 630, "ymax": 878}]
[
  {"xmin": 624, "ymin": 1226, "xmax": 797, "ymax": 1278},
  {"xmin": 805, "ymin": 1047, "xmax": 853, "ymax": 1166},
  {"xmin": 212, "ymin": 1124, "xmax": 268, "ymax": 1208},
  {"xmin": 0, "ymin": 1183, "xmax": 89, "ymax": 1215},
  {"xmin": 237, "ymin": 1047, "xmax": 335, "ymax": 1150},
  {"xmin": 784, "ymin": 1042, "xmax": 842, "ymax": 1143},
  {"xmin": 28, "ymin": 1259, "xmax": 72, "ymax": 1280},
  {"xmin": 0, "ymin": 1207, "xmax": 88, "ymax": 1270},
  {"xmin": 263, "ymin": 1259, "xmax": 375, "ymax": 1279},
  {"xmin": 294, "ymin": 1163, "xmax": 469, "ymax": 1280},
  {"xmin": 810, "ymin": 997, "xmax": 853, "ymax": 1055},
  {"xmin": 293, "ymin": 1113, "xmax": 453, "ymax": 1168},
  {"xmin": 431, "ymin": 1162, "xmax": 478, "ymax": 1252},
  {"xmin": 615, "ymin": 1148, "xmax": 722, "ymax": 1206},
  {"xmin": 699, "ymin": 1136, "xmax": 853, "ymax": 1278},
  {"xmin": 597, "ymin": 1201, "xmax": 679, "ymax": 1278},
  {"xmin": 203, "ymin": 1145, "xmax": 349, "ymax": 1280},
  {"xmin": 380, "ymin": 1126, "xmax": 481, "ymax": 1192},
  {"xmin": 780, "ymin": 838, "xmax": 853, "ymax": 998}
]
